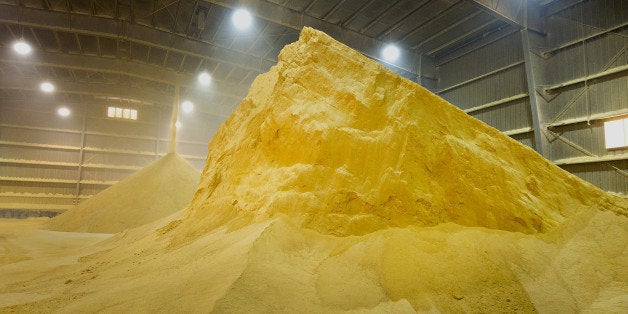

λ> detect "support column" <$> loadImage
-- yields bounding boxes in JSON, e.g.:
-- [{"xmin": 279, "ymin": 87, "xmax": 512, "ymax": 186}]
[
  {"xmin": 521, "ymin": 29, "xmax": 546, "ymax": 158},
  {"xmin": 168, "ymin": 85, "xmax": 180, "ymax": 154},
  {"xmin": 519, "ymin": 1, "xmax": 548, "ymax": 158},
  {"xmin": 75, "ymin": 104, "xmax": 87, "ymax": 204}
]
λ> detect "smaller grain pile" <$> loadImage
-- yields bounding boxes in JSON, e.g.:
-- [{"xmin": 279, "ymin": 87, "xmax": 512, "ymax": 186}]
[{"xmin": 44, "ymin": 153, "xmax": 199, "ymax": 233}]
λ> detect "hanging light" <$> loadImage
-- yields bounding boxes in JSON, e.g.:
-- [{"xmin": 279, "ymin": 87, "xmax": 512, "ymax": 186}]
[
  {"xmin": 198, "ymin": 72, "xmax": 211, "ymax": 86},
  {"xmin": 232, "ymin": 8, "xmax": 253, "ymax": 30},
  {"xmin": 181, "ymin": 100, "xmax": 194, "ymax": 113},
  {"xmin": 40, "ymin": 81, "xmax": 55, "ymax": 93},
  {"xmin": 57, "ymin": 107, "xmax": 71, "ymax": 117},
  {"xmin": 13, "ymin": 40, "xmax": 32, "ymax": 55},
  {"xmin": 382, "ymin": 44, "xmax": 400, "ymax": 62}
]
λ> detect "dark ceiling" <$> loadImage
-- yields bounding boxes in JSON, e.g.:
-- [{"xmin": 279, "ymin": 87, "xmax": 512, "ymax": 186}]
[{"xmin": 0, "ymin": 0, "xmax": 566, "ymax": 118}]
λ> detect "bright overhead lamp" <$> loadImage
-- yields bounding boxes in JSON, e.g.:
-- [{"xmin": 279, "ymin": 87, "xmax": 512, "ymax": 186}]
[
  {"xmin": 232, "ymin": 8, "xmax": 252, "ymax": 30},
  {"xmin": 382, "ymin": 44, "xmax": 400, "ymax": 62},
  {"xmin": 13, "ymin": 40, "xmax": 32, "ymax": 55},
  {"xmin": 57, "ymin": 107, "xmax": 70, "ymax": 117},
  {"xmin": 175, "ymin": 121, "xmax": 182, "ymax": 129},
  {"xmin": 181, "ymin": 100, "xmax": 194, "ymax": 113},
  {"xmin": 198, "ymin": 72, "xmax": 211, "ymax": 86},
  {"xmin": 40, "ymin": 81, "xmax": 55, "ymax": 93}
]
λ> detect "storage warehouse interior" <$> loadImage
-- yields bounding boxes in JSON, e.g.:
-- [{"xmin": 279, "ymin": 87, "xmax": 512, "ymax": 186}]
[{"xmin": 0, "ymin": 0, "xmax": 626, "ymax": 312}]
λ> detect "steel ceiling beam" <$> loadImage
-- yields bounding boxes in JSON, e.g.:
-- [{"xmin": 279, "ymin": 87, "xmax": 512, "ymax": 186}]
[
  {"xmin": 426, "ymin": 19, "xmax": 498, "ymax": 56},
  {"xmin": 471, "ymin": 0, "xmax": 526, "ymax": 28},
  {"xmin": 202, "ymin": 0, "xmax": 422, "ymax": 76},
  {"xmin": 402, "ymin": 1, "xmax": 468, "ymax": 43},
  {"xmin": 0, "ymin": 73, "xmax": 240, "ymax": 116},
  {"xmin": 435, "ymin": 24, "xmax": 519, "ymax": 66},
  {"xmin": 540, "ymin": 0, "xmax": 587, "ymax": 17},
  {"xmin": 412, "ymin": 10, "xmax": 481, "ymax": 50},
  {"xmin": 0, "ymin": 76, "xmax": 172, "ymax": 105},
  {"xmin": 0, "ymin": 50, "xmax": 247, "ymax": 99},
  {"xmin": 0, "ymin": 4, "xmax": 276, "ymax": 74},
  {"xmin": 340, "ymin": 0, "xmax": 376, "ymax": 28}
]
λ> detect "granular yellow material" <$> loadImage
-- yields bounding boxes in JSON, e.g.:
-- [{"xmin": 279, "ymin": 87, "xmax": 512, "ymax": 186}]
[
  {"xmin": 44, "ymin": 153, "xmax": 199, "ymax": 233},
  {"xmin": 0, "ymin": 27, "xmax": 626, "ymax": 313}
]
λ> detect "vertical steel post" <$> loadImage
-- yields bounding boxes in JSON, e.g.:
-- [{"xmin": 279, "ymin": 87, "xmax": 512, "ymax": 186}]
[
  {"xmin": 168, "ymin": 85, "xmax": 180, "ymax": 154},
  {"xmin": 520, "ymin": 3, "xmax": 547, "ymax": 157}
]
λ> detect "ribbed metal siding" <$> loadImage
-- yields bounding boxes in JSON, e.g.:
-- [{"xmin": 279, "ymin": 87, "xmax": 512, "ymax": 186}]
[
  {"xmin": 546, "ymin": 0, "xmax": 626, "ymax": 47},
  {"xmin": 439, "ymin": 32, "xmax": 523, "ymax": 87},
  {"xmin": 437, "ymin": 32, "xmax": 531, "ymax": 137},
  {"xmin": 541, "ymin": 0, "xmax": 627, "ymax": 194},
  {"xmin": 0, "ymin": 97, "xmax": 217, "ymax": 211},
  {"xmin": 561, "ymin": 161, "xmax": 627, "ymax": 195},
  {"xmin": 440, "ymin": 65, "xmax": 527, "ymax": 110}
]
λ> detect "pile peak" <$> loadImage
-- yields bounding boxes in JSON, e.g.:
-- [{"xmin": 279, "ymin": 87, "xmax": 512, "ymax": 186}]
[
  {"xmin": 45, "ymin": 153, "xmax": 199, "ymax": 233},
  {"xmin": 181, "ymin": 27, "xmax": 623, "ymax": 237}
]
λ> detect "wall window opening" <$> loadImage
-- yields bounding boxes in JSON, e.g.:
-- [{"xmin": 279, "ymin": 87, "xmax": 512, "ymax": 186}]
[
  {"xmin": 107, "ymin": 106, "xmax": 137, "ymax": 120},
  {"xmin": 604, "ymin": 117, "xmax": 628, "ymax": 149}
]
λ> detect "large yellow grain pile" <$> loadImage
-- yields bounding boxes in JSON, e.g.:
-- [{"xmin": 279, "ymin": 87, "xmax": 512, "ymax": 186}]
[
  {"xmin": 1, "ymin": 28, "xmax": 626, "ymax": 312},
  {"xmin": 44, "ymin": 153, "xmax": 199, "ymax": 233}
]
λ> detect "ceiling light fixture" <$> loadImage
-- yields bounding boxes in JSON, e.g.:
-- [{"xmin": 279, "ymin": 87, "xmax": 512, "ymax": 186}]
[
  {"xmin": 181, "ymin": 100, "xmax": 194, "ymax": 113},
  {"xmin": 382, "ymin": 44, "xmax": 400, "ymax": 63},
  {"xmin": 40, "ymin": 81, "xmax": 55, "ymax": 93},
  {"xmin": 198, "ymin": 72, "xmax": 211, "ymax": 86},
  {"xmin": 13, "ymin": 40, "xmax": 32, "ymax": 55},
  {"xmin": 57, "ymin": 107, "xmax": 70, "ymax": 117},
  {"xmin": 232, "ymin": 8, "xmax": 253, "ymax": 30}
]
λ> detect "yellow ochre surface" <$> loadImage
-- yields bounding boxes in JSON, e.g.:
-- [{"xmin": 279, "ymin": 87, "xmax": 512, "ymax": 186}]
[
  {"xmin": 0, "ymin": 27, "xmax": 626, "ymax": 313},
  {"xmin": 44, "ymin": 153, "xmax": 199, "ymax": 233}
]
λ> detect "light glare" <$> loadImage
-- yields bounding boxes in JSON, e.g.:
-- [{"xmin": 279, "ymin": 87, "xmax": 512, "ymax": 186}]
[
  {"xmin": 232, "ymin": 9, "xmax": 252, "ymax": 30},
  {"xmin": 40, "ymin": 82, "xmax": 55, "ymax": 93},
  {"xmin": 175, "ymin": 121, "xmax": 182, "ymax": 128},
  {"xmin": 13, "ymin": 41, "xmax": 32, "ymax": 55},
  {"xmin": 57, "ymin": 107, "xmax": 70, "ymax": 117},
  {"xmin": 198, "ymin": 72, "xmax": 211, "ymax": 86},
  {"xmin": 181, "ymin": 100, "xmax": 194, "ymax": 113},
  {"xmin": 382, "ymin": 44, "xmax": 400, "ymax": 62}
]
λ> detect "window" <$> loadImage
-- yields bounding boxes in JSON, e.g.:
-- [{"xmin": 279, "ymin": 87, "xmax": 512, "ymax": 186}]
[
  {"xmin": 604, "ymin": 117, "xmax": 628, "ymax": 149},
  {"xmin": 107, "ymin": 106, "xmax": 137, "ymax": 120}
]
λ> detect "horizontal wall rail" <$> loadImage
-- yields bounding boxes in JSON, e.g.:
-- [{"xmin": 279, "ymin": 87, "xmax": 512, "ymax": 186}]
[
  {"xmin": 554, "ymin": 153, "xmax": 628, "ymax": 166},
  {"xmin": 542, "ymin": 22, "xmax": 628, "ymax": 56},
  {"xmin": 0, "ymin": 123, "xmax": 210, "ymax": 146},
  {"xmin": 503, "ymin": 127, "xmax": 533, "ymax": 136},
  {"xmin": 0, "ymin": 141, "xmax": 204, "ymax": 160},
  {"xmin": 0, "ymin": 192, "xmax": 90, "ymax": 199},
  {"xmin": 0, "ymin": 140, "xmax": 79, "ymax": 151},
  {"xmin": 438, "ymin": 61, "xmax": 524, "ymax": 94},
  {"xmin": 547, "ymin": 109, "xmax": 628, "ymax": 128},
  {"xmin": 0, "ymin": 158, "xmax": 144, "ymax": 171},
  {"xmin": 0, "ymin": 158, "xmax": 76, "ymax": 168},
  {"xmin": 464, "ymin": 93, "xmax": 529, "ymax": 113},
  {"xmin": 0, "ymin": 176, "xmax": 117, "ymax": 185},
  {"xmin": 544, "ymin": 64, "xmax": 628, "ymax": 93}
]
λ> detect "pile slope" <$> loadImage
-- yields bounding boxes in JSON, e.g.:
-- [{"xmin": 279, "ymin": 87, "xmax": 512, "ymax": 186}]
[
  {"xmin": 44, "ymin": 153, "xmax": 199, "ymax": 233},
  {"xmin": 178, "ymin": 28, "xmax": 623, "ymax": 237},
  {"xmin": 1, "ymin": 28, "xmax": 626, "ymax": 312}
]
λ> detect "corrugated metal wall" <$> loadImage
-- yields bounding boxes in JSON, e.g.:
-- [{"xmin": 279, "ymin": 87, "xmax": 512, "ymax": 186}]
[
  {"xmin": 0, "ymin": 97, "xmax": 220, "ymax": 214},
  {"xmin": 436, "ymin": 0, "xmax": 627, "ymax": 196},
  {"xmin": 437, "ymin": 31, "xmax": 535, "ymax": 147},
  {"xmin": 540, "ymin": 0, "xmax": 626, "ymax": 195}
]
